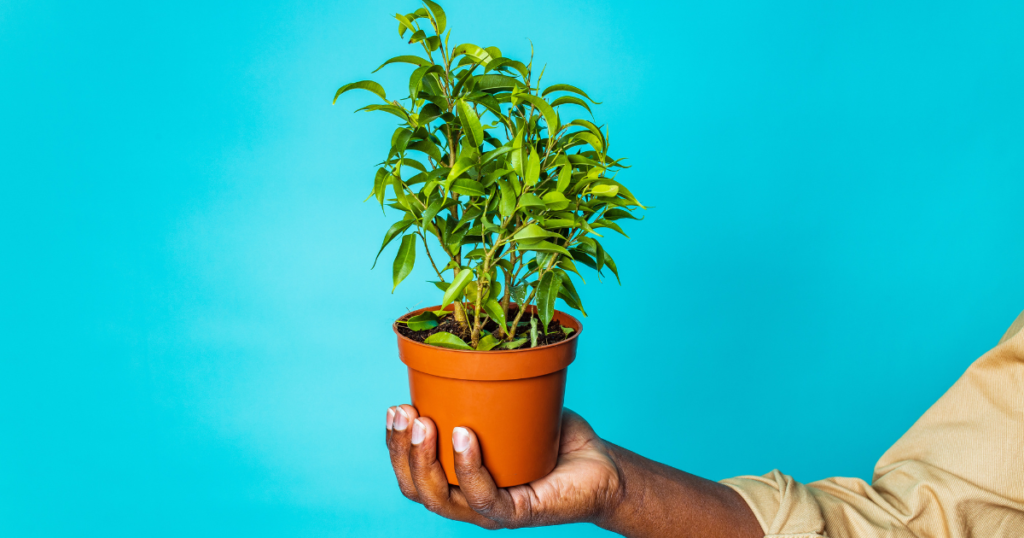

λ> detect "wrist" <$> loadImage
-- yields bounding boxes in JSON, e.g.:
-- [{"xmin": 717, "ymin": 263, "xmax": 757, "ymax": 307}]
[{"xmin": 593, "ymin": 441, "xmax": 647, "ymax": 534}]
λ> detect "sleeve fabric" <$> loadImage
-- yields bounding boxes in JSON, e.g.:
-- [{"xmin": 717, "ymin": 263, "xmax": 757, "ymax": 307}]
[{"xmin": 723, "ymin": 310, "xmax": 1024, "ymax": 538}]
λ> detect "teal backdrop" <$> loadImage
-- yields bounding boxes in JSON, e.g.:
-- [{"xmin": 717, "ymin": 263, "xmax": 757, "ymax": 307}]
[{"xmin": 2, "ymin": 0, "xmax": 1023, "ymax": 536}]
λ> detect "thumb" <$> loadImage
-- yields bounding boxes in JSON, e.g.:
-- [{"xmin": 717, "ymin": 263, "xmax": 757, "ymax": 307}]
[{"xmin": 452, "ymin": 426, "xmax": 527, "ymax": 528}]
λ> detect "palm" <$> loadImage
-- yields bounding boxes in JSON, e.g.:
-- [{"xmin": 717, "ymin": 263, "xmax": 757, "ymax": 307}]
[{"xmin": 502, "ymin": 410, "xmax": 621, "ymax": 522}]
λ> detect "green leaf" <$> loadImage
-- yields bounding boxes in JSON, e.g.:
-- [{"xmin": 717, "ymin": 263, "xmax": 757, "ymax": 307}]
[
  {"xmin": 591, "ymin": 184, "xmax": 618, "ymax": 197},
  {"xmin": 518, "ymin": 193, "xmax": 546, "ymax": 208},
  {"xmin": 452, "ymin": 43, "xmax": 495, "ymax": 65},
  {"xmin": 392, "ymin": 234, "xmax": 417, "ymax": 292},
  {"xmin": 421, "ymin": 198, "xmax": 443, "ymax": 227},
  {"xmin": 557, "ymin": 257, "xmax": 585, "ymax": 282},
  {"xmin": 463, "ymin": 278, "xmax": 483, "ymax": 304},
  {"xmin": 373, "ymin": 168, "xmax": 389, "ymax": 208},
  {"xmin": 456, "ymin": 99, "xmax": 484, "ymax": 148},
  {"xmin": 525, "ymin": 148, "xmax": 540, "ymax": 186},
  {"xmin": 354, "ymin": 104, "xmax": 409, "ymax": 121},
  {"xmin": 392, "ymin": 175, "xmax": 411, "ymax": 209},
  {"xmin": 542, "ymin": 191, "xmax": 570, "ymax": 210},
  {"xmin": 409, "ymin": 65, "xmax": 439, "ymax": 100},
  {"xmin": 510, "ymin": 128, "xmax": 525, "ymax": 177},
  {"xmin": 445, "ymin": 227, "xmax": 467, "ymax": 256},
  {"xmin": 372, "ymin": 218, "xmax": 415, "ymax": 269},
  {"xmin": 451, "ymin": 178, "xmax": 485, "ymax": 197},
  {"xmin": 543, "ymin": 218, "xmax": 576, "ymax": 228},
  {"xmin": 481, "ymin": 146, "xmax": 514, "ymax": 166},
  {"xmin": 409, "ymin": 138, "xmax": 442, "ymax": 163},
  {"xmin": 574, "ymin": 131, "xmax": 604, "ymax": 153},
  {"xmin": 424, "ymin": 332, "xmax": 472, "ymax": 350},
  {"xmin": 476, "ymin": 333, "xmax": 501, "ymax": 351},
  {"xmin": 556, "ymin": 165, "xmax": 572, "ymax": 192},
  {"xmin": 575, "ymin": 237, "xmax": 605, "ymax": 273},
  {"xmin": 536, "ymin": 271, "xmax": 562, "ymax": 334},
  {"xmin": 483, "ymin": 299, "xmax": 507, "ymax": 334},
  {"xmin": 372, "ymin": 55, "xmax": 430, "ymax": 73},
  {"xmin": 541, "ymin": 83, "xmax": 601, "ymax": 104},
  {"xmin": 498, "ymin": 178, "xmax": 516, "ymax": 218},
  {"xmin": 513, "ymin": 93, "xmax": 559, "ymax": 136},
  {"xmin": 447, "ymin": 155, "xmax": 476, "ymax": 181},
  {"xmin": 395, "ymin": 13, "xmax": 417, "ymax": 37},
  {"xmin": 602, "ymin": 208, "xmax": 642, "ymax": 221},
  {"xmin": 484, "ymin": 58, "xmax": 530, "ymax": 79},
  {"xmin": 518, "ymin": 239, "xmax": 572, "ymax": 258},
  {"xmin": 551, "ymin": 95, "xmax": 592, "ymax": 115},
  {"xmin": 421, "ymin": 0, "xmax": 446, "ymax": 34},
  {"xmin": 513, "ymin": 223, "xmax": 565, "ymax": 241},
  {"xmin": 561, "ymin": 326, "xmax": 575, "ymax": 336},
  {"xmin": 334, "ymin": 80, "xmax": 386, "ymax": 104},
  {"xmin": 570, "ymin": 250, "xmax": 598, "ymax": 272},
  {"xmin": 501, "ymin": 337, "xmax": 528, "ymax": 350},
  {"xmin": 511, "ymin": 284, "xmax": 527, "ymax": 307},
  {"xmin": 472, "ymin": 74, "xmax": 526, "ymax": 92},
  {"xmin": 554, "ymin": 268, "xmax": 587, "ymax": 316},
  {"xmin": 407, "ymin": 29, "xmax": 426, "ymax": 43},
  {"xmin": 606, "ymin": 180, "xmax": 645, "ymax": 208},
  {"xmin": 488, "ymin": 279, "xmax": 502, "ymax": 302},
  {"xmin": 594, "ymin": 218, "xmax": 629, "ymax": 237},
  {"xmin": 390, "ymin": 128, "xmax": 414, "ymax": 158},
  {"xmin": 398, "ymin": 158, "xmax": 427, "ymax": 174},
  {"xmin": 442, "ymin": 268, "xmax": 474, "ymax": 308},
  {"xmin": 568, "ymin": 119, "xmax": 605, "ymax": 146},
  {"xmin": 604, "ymin": 251, "xmax": 621, "ymax": 284},
  {"xmin": 406, "ymin": 311, "xmax": 439, "ymax": 331}
]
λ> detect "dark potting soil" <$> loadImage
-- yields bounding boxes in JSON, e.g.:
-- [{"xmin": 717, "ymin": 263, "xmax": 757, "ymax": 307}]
[{"xmin": 395, "ymin": 310, "xmax": 570, "ymax": 349}]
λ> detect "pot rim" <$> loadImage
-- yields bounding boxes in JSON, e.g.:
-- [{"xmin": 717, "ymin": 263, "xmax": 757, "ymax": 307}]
[{"xmin": 392, "ymin": 304, "xmax": 583, "ymax": 354}]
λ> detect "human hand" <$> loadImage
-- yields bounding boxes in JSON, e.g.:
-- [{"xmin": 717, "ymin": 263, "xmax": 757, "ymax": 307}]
[{"xmin": 385, "ymin": 404, "xmax": 624, "ymax": 529}]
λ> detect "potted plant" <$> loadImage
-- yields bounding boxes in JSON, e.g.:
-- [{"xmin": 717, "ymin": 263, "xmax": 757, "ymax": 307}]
[{"xmin": 335, "ymin": 0, "xmax": 644, "ymax": 487}]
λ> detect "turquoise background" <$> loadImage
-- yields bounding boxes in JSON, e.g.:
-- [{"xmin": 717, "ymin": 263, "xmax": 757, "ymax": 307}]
[{"xmin": 2, "ymin": 0, "xmax": 1022, "ymax": 536}]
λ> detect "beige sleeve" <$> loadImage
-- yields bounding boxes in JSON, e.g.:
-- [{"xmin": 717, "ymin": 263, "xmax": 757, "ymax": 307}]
[{"xmin": 723, "ymin": 311, "xmax": 1024, "ymax": 538}]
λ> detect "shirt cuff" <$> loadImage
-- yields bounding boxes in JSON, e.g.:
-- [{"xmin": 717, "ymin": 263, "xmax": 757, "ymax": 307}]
[{"xmin": 722, "ymin": 469, "xmax": 827, "ymax": 537}]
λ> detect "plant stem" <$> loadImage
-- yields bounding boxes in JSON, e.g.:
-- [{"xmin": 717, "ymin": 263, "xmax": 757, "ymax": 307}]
[
  {"xmin": 417, "ymin": 231, "xmax": 446, "ymax": 283},
  {"xmin": 499, "ymin": 251, "xmax": 514, "ymax": 337},
  {"xmin": 506, "ymin": 252, "xmax": 560, "ymax": 341}
]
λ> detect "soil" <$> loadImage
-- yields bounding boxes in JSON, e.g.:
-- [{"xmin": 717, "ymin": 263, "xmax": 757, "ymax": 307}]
[{"xmin": 395, "ymin": 308, "xmax": 570, "ymax": 349}]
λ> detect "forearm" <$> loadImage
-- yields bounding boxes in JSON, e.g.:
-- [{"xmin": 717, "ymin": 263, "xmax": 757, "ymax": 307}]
[{"xmin": 596, "ymin": 443, "xmax": 764, "ymax": 538}]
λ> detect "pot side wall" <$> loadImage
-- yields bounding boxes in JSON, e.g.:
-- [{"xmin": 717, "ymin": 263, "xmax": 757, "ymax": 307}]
[{"xmin": 408, "ymin": 368, "xmax": 567, "ymax": 486}]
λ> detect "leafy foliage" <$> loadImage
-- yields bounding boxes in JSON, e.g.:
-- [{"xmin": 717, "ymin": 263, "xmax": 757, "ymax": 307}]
[{"xmin": 336, "ymin": 1, "xmax": 645, "ymax": 350}]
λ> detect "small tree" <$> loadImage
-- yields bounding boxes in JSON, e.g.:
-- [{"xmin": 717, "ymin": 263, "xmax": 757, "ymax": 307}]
[{"xmin": 335, "ymin": 0, "xmax": 644, "ymax": 350}]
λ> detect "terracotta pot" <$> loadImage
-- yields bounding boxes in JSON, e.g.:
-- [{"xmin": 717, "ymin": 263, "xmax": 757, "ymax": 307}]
[{"xmin": 394, "ymin": 304, "xmax": 582, "ymax": 487}]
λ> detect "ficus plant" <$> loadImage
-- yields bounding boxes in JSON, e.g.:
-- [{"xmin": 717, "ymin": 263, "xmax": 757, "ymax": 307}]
[{"xmin": 335, "ymin": 0, "xmax": 644, "ymax": 351}]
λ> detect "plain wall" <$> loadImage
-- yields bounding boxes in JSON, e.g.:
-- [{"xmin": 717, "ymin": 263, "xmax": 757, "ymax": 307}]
[{"xmin": 2, "ymin": 0, "xmax": 1023, "ymax": 536}]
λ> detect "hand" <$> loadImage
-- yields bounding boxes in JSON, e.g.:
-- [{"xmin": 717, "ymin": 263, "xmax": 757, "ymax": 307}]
[{"xmin": 385, "ymin": 404, "xmax": 624, "ymax": 529}]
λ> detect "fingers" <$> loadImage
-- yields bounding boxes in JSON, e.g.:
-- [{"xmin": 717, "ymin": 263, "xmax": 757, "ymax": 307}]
[
  {"xmin": 408, "ymin": 416, "xmax": 454, "ymax": 511},
  {"xmin": 408, "ymin": 417, "xmax": 500, "ymax": 529},
  {"xmin": 386, "ymin": 405, "xmax": 420, "ymax": 502},
  {"xmin": 385, "ymin": 406, "xmax": 501, "ymax": 529},
  {"xmin": 452, "ymin": 426, "xmax": 532, "ymax": 528}
]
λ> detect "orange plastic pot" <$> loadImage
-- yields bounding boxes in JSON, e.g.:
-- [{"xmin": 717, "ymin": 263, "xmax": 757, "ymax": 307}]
[{"xmin": 395, "ymin": 304, "xmax": 582, "ymax": 487}]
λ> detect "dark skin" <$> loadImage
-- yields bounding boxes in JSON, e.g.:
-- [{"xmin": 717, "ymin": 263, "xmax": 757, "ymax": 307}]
[{"xmin": 385, "ymin": 405, "xmax": 765, "ymax": 537}]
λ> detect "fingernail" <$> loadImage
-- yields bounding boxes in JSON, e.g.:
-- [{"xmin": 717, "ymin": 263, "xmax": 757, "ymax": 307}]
[
  {"xmin": 452, "ymin": 427, "xmax": 470, "ymax": 453},
  {"xmin": 386, "ymin": 407, "xmax": 396, "ymax": 430},
  {"xmin": 411, "ymin": 419, "xmax": 425, "ymax": 445},
  {"xmin": 394, "ymin": 407, "xmax": 409, "ymax": 431}
]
